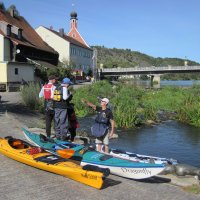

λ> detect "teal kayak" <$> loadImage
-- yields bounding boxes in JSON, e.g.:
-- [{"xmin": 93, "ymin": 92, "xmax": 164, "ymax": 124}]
[{"xmin": 22, "ymin": 128, "xmax": 165, "ymax": 179}]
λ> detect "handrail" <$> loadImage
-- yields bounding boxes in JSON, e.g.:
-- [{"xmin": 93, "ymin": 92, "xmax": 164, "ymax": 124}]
[{"xmin": 101, "ymin": 66, "xmax": 200, "ymax": 72}]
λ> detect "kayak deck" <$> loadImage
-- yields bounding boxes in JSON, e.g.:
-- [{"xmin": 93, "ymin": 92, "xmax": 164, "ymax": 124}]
[
  {"xmin": 0, "ymin": 137, "xmax": 106, "ymax": 189},
  {"xmin": 23, "ymin": 128, "xmax": 166, "ymax": 179}
]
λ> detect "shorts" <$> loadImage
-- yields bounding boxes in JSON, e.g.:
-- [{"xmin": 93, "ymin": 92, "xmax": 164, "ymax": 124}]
[{"xmin": 95, "ymin": 132, "xmax": 109, "ymax": 145}]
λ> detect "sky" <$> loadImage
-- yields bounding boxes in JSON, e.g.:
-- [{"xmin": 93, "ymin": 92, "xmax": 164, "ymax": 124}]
[{"xmin": 3, "ymin": 0, "xmax": 200, "ymax": 63}]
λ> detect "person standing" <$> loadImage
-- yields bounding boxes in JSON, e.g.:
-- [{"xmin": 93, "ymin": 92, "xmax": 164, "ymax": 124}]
[
  {"xmin": 39, "ymin": 75, "xmax": 57, "ymax": 137},
  {"xmin": 68, "ymin": 103, "xmax": 80, "ymax": 142},
  {"xmin": 53, "ymin": 77, "xmax": 72, "ymax": 140},
  {"xmin": 82, "ymin": 97, "xmax": 115, "ymax": 153}
]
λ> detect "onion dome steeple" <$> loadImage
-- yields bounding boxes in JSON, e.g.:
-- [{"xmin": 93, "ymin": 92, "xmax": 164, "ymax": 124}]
[{"xmin": 70, "ymin": 11, "xmax": 77, "ymax": 19}]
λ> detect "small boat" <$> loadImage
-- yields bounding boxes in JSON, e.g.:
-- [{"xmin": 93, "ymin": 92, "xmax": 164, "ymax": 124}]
[
  {"xmin": 110, "ymin": 149, "xmax": 177, "ymax": 165},
  {"xmin": 0, "ymin": 136, "xmax": 108, "ymax": 189},
  {"xmin": 23, "ymin": 128, "xmax": 166, "ymax": 179}
]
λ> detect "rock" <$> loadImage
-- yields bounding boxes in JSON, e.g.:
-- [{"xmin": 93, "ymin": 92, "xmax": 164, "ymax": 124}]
[
  {"xmin": 160, "ymin": 164, "xmax": 175, "ymax": 175},
  {"xmin": 175, "ymin": 164, "xmax": 200, "ymax": 177},
  {"xmin": 145, "ymin": 120, "xmax": 156, "ymax": 125},
  {"xmin": 110, "ymin": 133, "xmax": 118, "ymax": 139}
]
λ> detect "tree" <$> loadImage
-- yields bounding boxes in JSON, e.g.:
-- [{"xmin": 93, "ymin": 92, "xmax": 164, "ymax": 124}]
[{"xmin": 0, "ymin": 2, "xmax": 5, "ymax": 11}]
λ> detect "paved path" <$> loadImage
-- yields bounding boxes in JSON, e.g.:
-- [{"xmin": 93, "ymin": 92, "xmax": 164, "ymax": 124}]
[{"xmin": 0, "ymin": 92, "xmax": 199, "ymax": 200}]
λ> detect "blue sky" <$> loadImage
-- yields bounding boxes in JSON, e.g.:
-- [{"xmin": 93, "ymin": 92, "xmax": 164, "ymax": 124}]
[{"xmin": 3, "ymin": 0, "xmax": 200, "ymax": 63}]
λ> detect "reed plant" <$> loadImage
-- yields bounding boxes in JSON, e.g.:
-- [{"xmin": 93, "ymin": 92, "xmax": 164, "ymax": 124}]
[
  {"xmin": 176, "ymin": 85, "xmax": 200, "ymax": 126},
  {"xmin": 111, "ymin": 85, "xmax": 144, "ymax": 128},
  {"xmin": 20, "ymin": 82, "xmax": 43, "ymax": 111},
  {"xmin": 72, "ymin": 80, "xmax": 114, "ymax": 117},
  {"xmin": 21, "ymin": 80, "xmax": 200, "ymax": 128}
]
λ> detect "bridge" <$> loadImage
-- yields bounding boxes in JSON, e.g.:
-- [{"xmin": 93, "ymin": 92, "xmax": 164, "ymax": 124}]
[{"xmin": 97, "ymin": 65, "xmax": 200, "ymax": 83}]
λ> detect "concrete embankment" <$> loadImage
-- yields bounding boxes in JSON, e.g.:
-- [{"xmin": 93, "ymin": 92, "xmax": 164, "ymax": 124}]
[{"xmin": 0, "ymin": 91, "xmax": 199, "ymax": 200}]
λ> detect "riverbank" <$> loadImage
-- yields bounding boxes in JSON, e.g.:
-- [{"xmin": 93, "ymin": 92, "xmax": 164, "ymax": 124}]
[{"xmin": 0, "ymin": 91, "xmax": 199, "ymax": 199}]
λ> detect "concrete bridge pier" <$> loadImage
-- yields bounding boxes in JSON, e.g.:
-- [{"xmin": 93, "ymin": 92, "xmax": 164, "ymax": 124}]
[{"xmin": 150, "ymin": 74, "xmax": 161, "ymax": 86}]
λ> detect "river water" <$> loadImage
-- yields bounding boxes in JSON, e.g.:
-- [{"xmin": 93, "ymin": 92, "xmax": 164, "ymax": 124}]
[
  {"xmin": 78, "ymin": 117, "xmax": 200, "ymax": 167},
  {"xmin": 128, "ymin": 79, "xmax": 200, "ymax": 88},
  {"xmin": 78, "ymin": 80, "xmax": 200, "ymax": 168}
]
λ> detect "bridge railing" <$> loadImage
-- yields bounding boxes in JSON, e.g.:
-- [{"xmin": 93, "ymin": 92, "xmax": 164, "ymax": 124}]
[{"xmin": 101, "ymin": 66, "xmax": 200, "ymax": 72}]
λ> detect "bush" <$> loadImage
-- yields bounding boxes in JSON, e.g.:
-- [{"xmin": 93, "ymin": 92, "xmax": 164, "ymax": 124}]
[{"xmin": 21, "ymin": 82, "xmax": 43, "ymax": 111}]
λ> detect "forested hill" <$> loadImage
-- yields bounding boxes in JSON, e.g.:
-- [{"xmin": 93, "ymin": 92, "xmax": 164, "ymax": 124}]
[{"xmin": 93, "ymin": 46, "xmax": 200, "ymax": 68}]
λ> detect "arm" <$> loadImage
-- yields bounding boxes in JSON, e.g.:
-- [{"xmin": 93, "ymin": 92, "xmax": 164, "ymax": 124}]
[
  {"xmin": 109, "ymin": 119, "xmax": 115, "ymax": 137},
  {"xmin": 62, "ymin": 86, "xmax": 71, "ymax": 100},
  {"xmin": 81, "ymin": 99, "xmax": 97, "ymax": 110}
]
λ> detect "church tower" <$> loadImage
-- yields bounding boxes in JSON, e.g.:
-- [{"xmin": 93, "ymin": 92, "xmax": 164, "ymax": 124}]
[{"xmin": 67, "ymin": 11, "xmax": 89, "ymax": 48}]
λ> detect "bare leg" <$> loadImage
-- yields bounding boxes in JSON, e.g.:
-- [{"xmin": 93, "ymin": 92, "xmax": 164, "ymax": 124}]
[
  {"xmin": 104, "ymin": 145, "xmax": 109, "ymax": 153},
  {"xmin": 97, "ymin": 144, "xmax": 103, "ymax": 152}
]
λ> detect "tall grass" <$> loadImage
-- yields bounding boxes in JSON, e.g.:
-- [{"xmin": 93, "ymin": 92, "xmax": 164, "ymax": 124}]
[
  {"xmin": 72, "ymin": 80, "xmax": 114, "ymax": 116},
  {"xmin": 176, "ymin": 85, "xmax": 200, "ymax": 126},
  {"xmin": 20, "ymin": 82, "xmax": 43, "ymax": 111},
  {"xmin": 21, "ymin": 81, "xmax": 200, "ymax": 128}
]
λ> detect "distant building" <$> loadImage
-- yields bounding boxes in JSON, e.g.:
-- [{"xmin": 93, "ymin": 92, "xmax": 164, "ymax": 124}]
[
  {"xmin": 0, "ymin": 6, "xmax": 59, "ymax": 91},
  {"xmin": 35, "ymin": 11, "xmax": 93, "ymax": 74}
]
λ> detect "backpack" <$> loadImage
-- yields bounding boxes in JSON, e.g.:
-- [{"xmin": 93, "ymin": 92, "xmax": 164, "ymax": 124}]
[{"xmin": 53, "ymin": 85, "xmax": 63, "ymax": 101}]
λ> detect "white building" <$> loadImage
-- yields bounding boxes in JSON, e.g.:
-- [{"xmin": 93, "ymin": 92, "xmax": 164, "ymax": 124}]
[
  {"xmin": 0, "ymin": 6, "xmax": 58, "ymax": 91},
  {"xmin": 35, "ymin": 11, "xmax": 93, "ymax": 73}
]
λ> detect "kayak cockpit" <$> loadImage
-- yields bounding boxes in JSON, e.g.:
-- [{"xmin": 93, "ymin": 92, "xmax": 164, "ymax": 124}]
[{"xmin": 7, "ymin": 137, "xmax": 29, "ymax": 150}]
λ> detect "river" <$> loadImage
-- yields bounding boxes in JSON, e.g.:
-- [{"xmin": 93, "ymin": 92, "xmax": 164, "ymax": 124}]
[
  {"xmin": 78, "ymin": 80, "xmax": 200, "ymax": 168},
  {"xmin": 78, "ymin": 117, "xmax": 200, "ymax": 167},
  {"xmin": 128, "ymin": 79, "xmax": 200, "ymax": 88}
]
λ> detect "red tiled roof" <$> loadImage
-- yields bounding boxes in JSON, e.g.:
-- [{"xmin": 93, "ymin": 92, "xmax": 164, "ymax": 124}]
[
  {"xmin": 0, "ymin": 9, "xmax": 57, "ymax": 54},
  {"xmin": 46, "ymin": 27, "xmax": 92, "ymax": 51}
]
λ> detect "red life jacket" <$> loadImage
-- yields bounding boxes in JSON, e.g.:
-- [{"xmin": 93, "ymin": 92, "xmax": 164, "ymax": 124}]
[{"xmin": 43, "ymin": 83, "xmax": 53, "ymax": 100}]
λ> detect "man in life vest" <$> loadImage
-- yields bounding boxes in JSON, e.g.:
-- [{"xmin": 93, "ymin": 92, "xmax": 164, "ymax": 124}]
[
  {"xmin": 82, "ymin": 97, "xmax": 115, "ymax": 153},
  {"xmin": 39, "ymin": 75, "xmax": 57, "ymax": 137},
  {"xmin": 53, "ymin": 77, "xmax": 73, "ymax": 140}
]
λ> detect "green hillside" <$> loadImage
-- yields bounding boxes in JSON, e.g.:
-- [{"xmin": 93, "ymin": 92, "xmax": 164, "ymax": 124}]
[
  {"xmin": 93, "ymin": 46, "xmax": 199, "ymax": 68},
  {"xmin": 93, "ymin": 46, "xmax": 200, "ymax": 80}
]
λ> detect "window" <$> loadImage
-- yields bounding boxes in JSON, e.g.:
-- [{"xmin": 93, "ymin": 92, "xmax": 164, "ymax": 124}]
[
  {"xmin": 15, "ymin": 68, "xmax": 18, "ymax": 75},
  {"xmin": 7, "ymin": 24, "xmax": 12, "ymax": 36},
  {"xmin": 18, "ymin": 28, "xmax": 23, "ymax": 40}
]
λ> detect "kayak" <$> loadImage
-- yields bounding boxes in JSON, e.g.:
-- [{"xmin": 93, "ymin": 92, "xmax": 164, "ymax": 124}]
[
  {"xmin": 0, "ymin": 136, "xmax": 107, "ymax": 189},
  {"xmin": 110, "ymin": 149, "xmax": 178, "ymax": 165},
  {"xmin": 23, "ymin": 128, "xmax": 166, "ymax": 179}
]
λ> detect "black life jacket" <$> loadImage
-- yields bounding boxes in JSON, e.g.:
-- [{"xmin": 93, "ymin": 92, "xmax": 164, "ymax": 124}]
[{"xmin": 95, "ymin": 110, "xmax": 110, "ymax": 125}]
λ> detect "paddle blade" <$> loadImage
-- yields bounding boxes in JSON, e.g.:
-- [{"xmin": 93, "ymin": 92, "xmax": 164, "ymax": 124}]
[{"xmin": 56, "ymin": 149, "xmax": 75, "ymax": 158}]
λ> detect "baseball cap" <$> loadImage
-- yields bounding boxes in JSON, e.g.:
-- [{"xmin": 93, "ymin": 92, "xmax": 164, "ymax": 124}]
[
  {"xmin": 62, "ymin": 78, "xmax": 73, "ymax": 85},
  {"xmin": 101, "ymin": 98, "xmax": 109, "ymax": 104}
]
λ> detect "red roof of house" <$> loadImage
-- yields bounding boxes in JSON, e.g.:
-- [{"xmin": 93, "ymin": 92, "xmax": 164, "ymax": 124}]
[
  {"xmin": 46, "ymin": 27, "xmax": 92, "ymax": 51},
  {"xmin": 0, "ymin": 9, "xmax": 57, "ymax": 54}
]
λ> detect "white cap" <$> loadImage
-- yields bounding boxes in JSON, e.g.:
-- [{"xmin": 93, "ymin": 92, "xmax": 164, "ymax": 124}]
[{"xmin": 101, "ymin": 98, "xmax": 109, "ymax": 104}]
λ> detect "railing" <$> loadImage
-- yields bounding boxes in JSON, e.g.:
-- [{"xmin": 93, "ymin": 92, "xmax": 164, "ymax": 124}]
[{"xmin": 101, "ymin": 66, "xmax": 200, "ymax": 72}]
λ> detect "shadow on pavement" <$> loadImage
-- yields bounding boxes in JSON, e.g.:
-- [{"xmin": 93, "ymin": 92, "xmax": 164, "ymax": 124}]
[
  {"xmin": 0, "ymin": 101, "xmax": 40, "ymax": 117},
  {"xmin": 137, "ymin": 176, "xmax": 171, "ymax": 184},
  {"xmin": 102, "ymin": 177, "xmax": 122, "ymax": 189}
]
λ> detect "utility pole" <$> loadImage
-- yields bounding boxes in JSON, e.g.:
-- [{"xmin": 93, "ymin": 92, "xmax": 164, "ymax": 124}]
[{"xmin": 92, "ymin": 48, "xmax": 98, "ymax": 81}]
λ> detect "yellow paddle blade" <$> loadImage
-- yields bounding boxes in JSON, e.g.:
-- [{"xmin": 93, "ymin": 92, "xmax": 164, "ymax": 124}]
[{"xmin": 56, "ymin": 149, "xmax": 75, "ymax": 158}]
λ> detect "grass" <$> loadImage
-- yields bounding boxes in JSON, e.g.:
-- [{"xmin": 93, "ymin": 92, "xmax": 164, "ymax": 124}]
[
  {"xmin": 183, "ymin": 184, "xmax": 200, "ymax": 194},
  {"xmin": 21, "ymin": 81, "xmax": 200, "ymax": 129}
]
